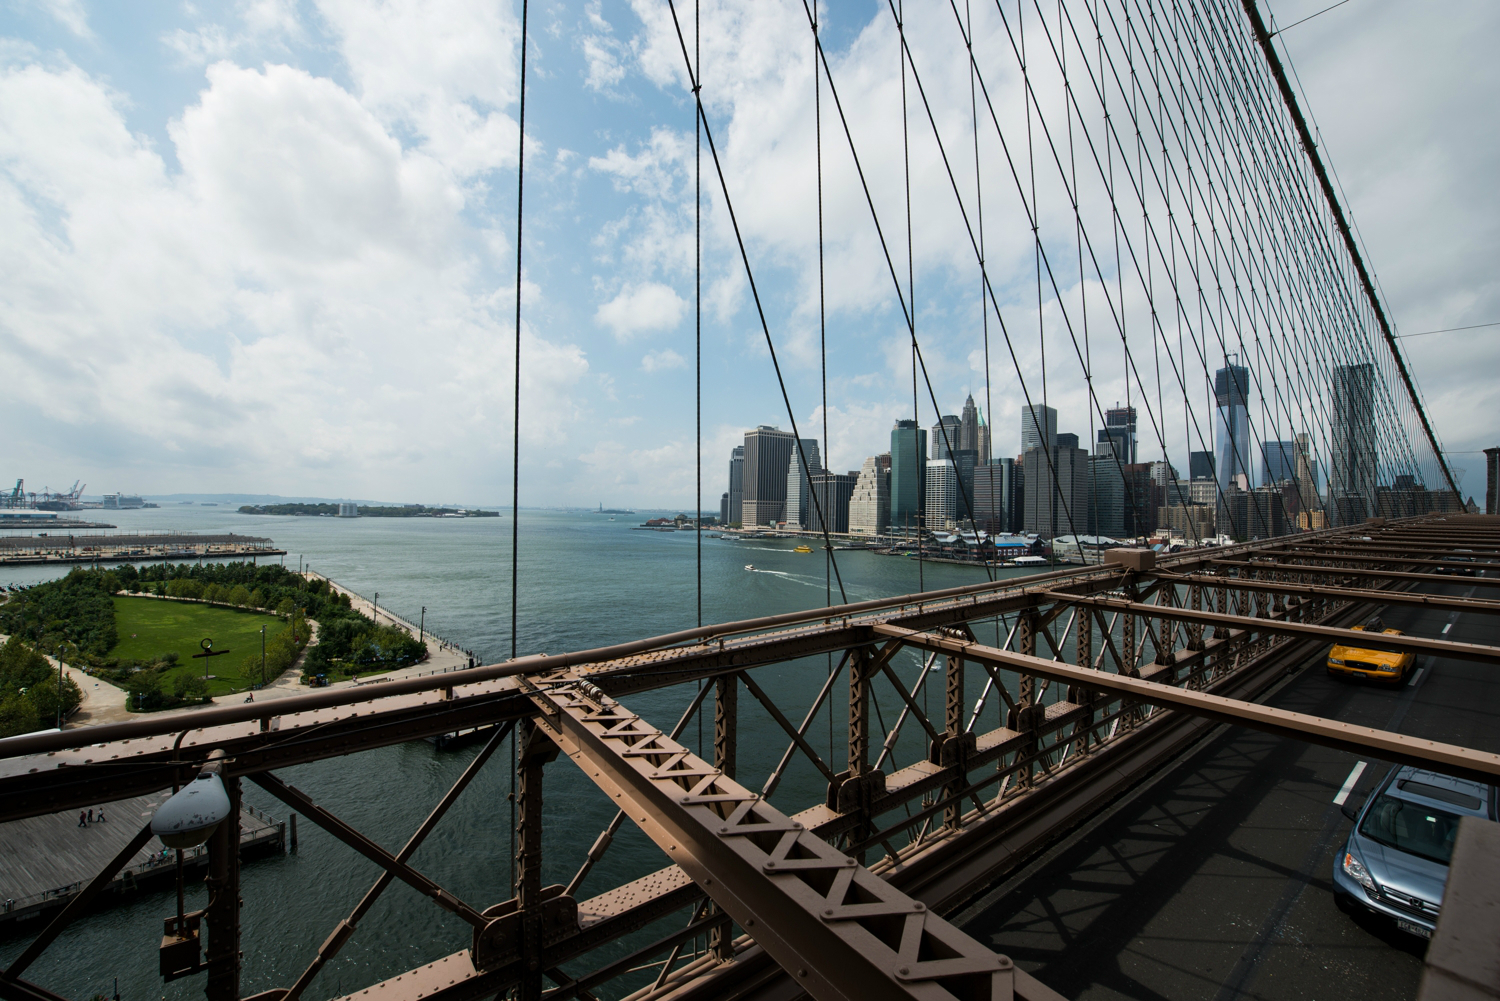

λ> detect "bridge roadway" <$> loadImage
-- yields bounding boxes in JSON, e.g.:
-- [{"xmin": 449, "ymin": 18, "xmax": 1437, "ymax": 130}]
[{"xmin": 955, "ymin": 575, "xmax": 1495, "ymax": 1001}]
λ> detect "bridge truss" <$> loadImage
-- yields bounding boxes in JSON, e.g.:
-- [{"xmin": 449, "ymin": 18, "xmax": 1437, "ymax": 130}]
[{"xmin": 2, "ymin": 518, "xmax": 1498, "ymax": 1001}]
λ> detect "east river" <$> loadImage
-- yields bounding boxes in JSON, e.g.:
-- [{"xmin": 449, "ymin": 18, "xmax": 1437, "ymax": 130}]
[{"xmin": 0, "ymin": 507, "xmax": 1043, "ymax": 1000}]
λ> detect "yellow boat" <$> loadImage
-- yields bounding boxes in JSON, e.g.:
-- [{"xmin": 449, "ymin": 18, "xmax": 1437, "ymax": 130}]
[
  {"xmin": 1327, "ymin": 616, "xmax": 1413, "ymax": 683},
  {"xmin": 793, "ymin": 545, "xmax": 813, "ymax": 553}
]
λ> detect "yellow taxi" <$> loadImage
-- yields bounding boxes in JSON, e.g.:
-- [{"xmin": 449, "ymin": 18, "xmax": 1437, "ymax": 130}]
[{"xmin": 1327, "ymin": 616, "xmax": 1414, "ymax": 683}]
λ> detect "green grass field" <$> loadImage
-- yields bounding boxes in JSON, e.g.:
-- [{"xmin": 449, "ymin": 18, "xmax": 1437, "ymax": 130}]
[{"xmin": 112, "ymin": 596, "xmax": 290, "ymax": 695}]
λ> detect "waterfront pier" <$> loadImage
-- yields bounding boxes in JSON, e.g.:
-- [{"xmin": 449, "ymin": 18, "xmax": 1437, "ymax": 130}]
[
  {"xmin": 0, "ymin": 533, "xmax": 285, "ymax": 568},
  {"xmin": 0, "ymin": 794, "xmax": 283, "ymax": 926}
]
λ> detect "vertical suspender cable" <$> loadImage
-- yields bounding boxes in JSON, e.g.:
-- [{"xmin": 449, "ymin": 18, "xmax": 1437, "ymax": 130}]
[
  {"xmin": 695, "ymin": 0, "xmax": 702, "ymax": 633},
  {"xmin": 815, "ymin": 0, "xmax": 834, "ymax": 765},
  {"xmin": 695, "ymin": 0, "xmax": 703, "ymax": 759},
  {"xmin": 898, "ymin": 0, "xmax": 923, "ymax": 591},
  {"xmin": 507, "ymin": 0, "xmax": 530, "ymax": 895}
]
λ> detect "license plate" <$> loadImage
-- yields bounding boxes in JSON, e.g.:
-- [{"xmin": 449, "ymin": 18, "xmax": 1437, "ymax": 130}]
[{"xmin": 1396, "ymin": 919, "xmax": 1433, "ymax": 939}]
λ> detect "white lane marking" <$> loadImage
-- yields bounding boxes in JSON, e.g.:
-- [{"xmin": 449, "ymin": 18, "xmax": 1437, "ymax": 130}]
[
  {"xmin": 1408, "ymin": 667, "xmax": 1425, "ymax": 688},
  {"xmin": 1334, "ymin": 761, "xmax": 1368, "ymax": 806},
  {"xmin": 1442, "ymin": 622, "xmax": 1452, "ymax": 634}
]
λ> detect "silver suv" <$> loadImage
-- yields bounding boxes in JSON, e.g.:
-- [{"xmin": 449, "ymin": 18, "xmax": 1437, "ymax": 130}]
[{"xmin": 1334, "ymin": 765, "xmax": 1497, "ymax": 938}]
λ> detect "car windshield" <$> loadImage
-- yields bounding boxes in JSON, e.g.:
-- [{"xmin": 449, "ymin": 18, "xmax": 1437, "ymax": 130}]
[{"xmin": 1359, "ymin": 794, "xmax": 1463, "ymax": 865}]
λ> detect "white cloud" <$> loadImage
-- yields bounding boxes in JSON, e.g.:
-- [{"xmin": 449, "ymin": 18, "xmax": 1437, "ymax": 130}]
[
  {"xmin": 595, "ymin": 281, "xmax": 686, "ymax": 340},
  {"xmin": 0, "ymin": 47, "xmax": 587, "ymax": 499},
  {"xmin": 31, "ymin": 0, "xmax": 91, "ymax": 38},
  {"xmin": 641, "ymin": 348, "xmax": 686, "ymax": 372},
  {"xmin": 580, "ymin": 0, "xmax": 628, "ymax": 93},
  {"xmin": 316, "ymin": 0, "xmax": 521, "ymax": 177}
]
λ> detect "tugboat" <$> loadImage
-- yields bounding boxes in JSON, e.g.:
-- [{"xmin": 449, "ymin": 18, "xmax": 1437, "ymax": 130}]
[{"xmin": 793, "ymin": 545, "xmax": 813, "ymax": 553}]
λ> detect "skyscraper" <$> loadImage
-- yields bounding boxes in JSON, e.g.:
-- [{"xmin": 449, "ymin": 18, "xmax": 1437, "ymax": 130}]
[
  {"xmin": 1189, "ymin": 450, "xmax": 1215, "ymax": 482},
  {"xmin": 1088, "ymin": 453, "xmax": 1127, "ymax": 539},
  {"xmin": 1021, "ymin": 404, "xmax": 1057, "ymax": 454},
  {"xmin": 1295, "ymin": 433, "xmax": 1319, "ymax": 517},
  {"xmin": 925, "ymin": 460, "xmax": 958, "ymax": 530},
  {"xmin": 783, "ymin": 439, "xmax": 822, "ymax": 529},
  {"xmin": 1104, "ymin": 404, "xmax": 1138, "ymax": 464},
  {"xmin": 1215, "ymin": 361, "xmax": 1250, "ymax": 491},
  {"xmin": 977, "ymin": 409, "xmax": 991, "ymax": 467},
  {"xmin": 1330, "ymin": 363, "xmax": 1376, "ymax": 524},
  {"xmin": 1262, "ymin": 440, "xmax": 1296, "ymax": 485},
  {"xmin": 727, "ymin": 445, "xmax": 745, "ymax": 526},
  {"xmin": 930, "ymin": 416, "xmax": 962, "ymax": 461},
  {"xmin": 807, "ymin": 470, "xmax": 856, "ymax": 534},
  {"xmin": 890, "ymin": 420, "xmax": 927, "ymax": 535},
  {"xmin": 849, "ymin": 455, "xmax": 891, "ymax": 535},
  {"xmin": 741, "ymin": 426, "xmax": 796, "ymax": 527},
  {"xmin": 933, "ymin": 414, "xmax": 975, "ymax": 517},
  {"xmin": 973, "ymin": 459, "xmax": 1012, "ymax": 534},
  {"xmin": 959, "ymin": 396, "xmax": 980, "ymax": 454},
  {"xmin": 1023, "ymin": 439, "xmax": 1088, "ymax": 539}
]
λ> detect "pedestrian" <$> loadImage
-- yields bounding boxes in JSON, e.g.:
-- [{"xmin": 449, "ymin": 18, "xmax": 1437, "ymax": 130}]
[
  {"xmin": 97, "ymin": 808, "xmax": 106, "ymax": 823},
  {"xmin": 87, "ymin": 808, "xmax": 93, "ymax": 823},
  {"xmin": 78, "ymin": 811, "xmax": 87, "ymax": 828}
]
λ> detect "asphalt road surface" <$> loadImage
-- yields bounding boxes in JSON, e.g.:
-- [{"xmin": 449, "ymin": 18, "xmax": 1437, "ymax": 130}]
[{"xmin": 957, "ymin": 575, "xmax": 1497, "ymax": 1001}]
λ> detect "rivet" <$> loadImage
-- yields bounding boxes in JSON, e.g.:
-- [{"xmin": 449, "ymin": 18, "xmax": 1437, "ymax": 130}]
[{"xmin": 899, "ymin": 966, "xmax": 910, "ymax": 976}]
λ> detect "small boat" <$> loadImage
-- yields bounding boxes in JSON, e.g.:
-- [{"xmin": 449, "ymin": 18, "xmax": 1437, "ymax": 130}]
[
  {"xmin": 745, "ymin": 564, "xmax": 756, "ymax": 571},
  {"xmin": 793, "ymin": 545, "xmax": 812, "ymax": 553}
]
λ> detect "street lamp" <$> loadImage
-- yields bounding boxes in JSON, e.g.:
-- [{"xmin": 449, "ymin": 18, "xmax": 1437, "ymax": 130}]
[
  {"xmin": 373, "ymin": 592, "xmax": 379, "ymax": 623},
  {"xmin": 419, "ymin": 606, "xmax": 426, "ymax": 643},
  {"xmin": 260, "ymin": 625, "xmax": 266, "ymax": 686}
]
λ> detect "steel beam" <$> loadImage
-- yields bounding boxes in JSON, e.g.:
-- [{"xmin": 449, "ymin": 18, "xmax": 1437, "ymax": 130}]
[
  {"xmin": 875, "ymin": 624, "xmax": 1500, "ymax": 785},
  {"xmin": 1156, "ymin": 571, "xmax": 1500, "ymax": 615},
  {"xmin": 1042, "ymin": 592, "xmax": 1500, "ymax": 663},
  {"xmin": 526, "ymin": 678, "xmax": 1064, "ymax": 1001}
]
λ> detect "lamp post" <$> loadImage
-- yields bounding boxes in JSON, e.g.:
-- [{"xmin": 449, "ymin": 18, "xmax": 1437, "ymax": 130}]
[
  {"xmin": 260, "ymin": 625, "xmax": 266, "ymax": 686},
  {"xmin": 373, "ymin": 592, "xmax": 379, "ymax": 624},
  {"xmin": 419, "ymin": 606, "xmax": 426, "ymax": 643}
]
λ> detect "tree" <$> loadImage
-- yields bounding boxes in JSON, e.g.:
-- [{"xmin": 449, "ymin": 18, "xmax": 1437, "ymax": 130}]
[
  {"xmin": 276, "ymin": 597, "xmax": 296, "ymax": 616},
  {"xmin": 228, "ymin": 585, "xmax": 251, "ymax": 607},
  {"xmin": 0, "ymin": 692, "xmax": 40, "ymax": 738},
  {"xmin": 249, "ymin": 588, "xmax": 266, "ymax": 608}
]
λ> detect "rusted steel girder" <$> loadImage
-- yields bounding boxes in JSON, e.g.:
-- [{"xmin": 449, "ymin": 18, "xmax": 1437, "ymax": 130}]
[
  {"xmin": 1043, "ymin": 592, "xmax": 1500, "ymax": 663},
  {"xmin": 875, "ymin": 624, "xmax": 1500, "ymax": 785},
  {"xmin": 1155, "ymin": 570, "xmax": 1500, "ymax": 615},
  {"xmin": 1208, "ymin": 558, "xmax": 1500, "ymax": 590},
  {"xmin": 1247, "ymin": 548, "xmax": 1497, "ymax": 571},
  {"xmin": 525, "ymin": 677, "xmax": 1065, "ymax": 1001}
]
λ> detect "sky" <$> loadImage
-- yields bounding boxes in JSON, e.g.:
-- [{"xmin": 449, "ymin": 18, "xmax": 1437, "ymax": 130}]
[{"xmin": 1, "ymin": 0, "xmax": 1495, "ymax": 507}]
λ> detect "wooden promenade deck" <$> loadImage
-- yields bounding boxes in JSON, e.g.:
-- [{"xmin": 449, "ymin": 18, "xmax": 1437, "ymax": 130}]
[{"xmin": 0, "ymin": 793, "xmax": 283, "ymax": 925}]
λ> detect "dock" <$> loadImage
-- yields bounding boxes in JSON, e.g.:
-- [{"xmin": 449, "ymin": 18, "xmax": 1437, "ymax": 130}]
[
  {"xmin": 0, "ymin": 532, "xmax": 286, "ymax": 567},
  {"xmin": 0, "ymin": 793, "xmax": 284, "ymax": 925}
]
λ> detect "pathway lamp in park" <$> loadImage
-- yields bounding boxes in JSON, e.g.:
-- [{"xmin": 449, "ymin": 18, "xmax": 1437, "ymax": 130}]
[
  {"xmin": 420, "ymin": 606, "xmax": 425, "ymax": 643},
  {"xmin": 373, "ymin": 592, "xmax": 379, "ymax": 623},
  {"xmin": 260, "ymin": 625, "xmax": 266, "ymax": 686}
]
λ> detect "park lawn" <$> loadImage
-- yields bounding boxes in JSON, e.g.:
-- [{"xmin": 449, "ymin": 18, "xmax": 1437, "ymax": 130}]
[{"xmin": 112, "ymin": 596, "xmax": 289, "ymax": 696}]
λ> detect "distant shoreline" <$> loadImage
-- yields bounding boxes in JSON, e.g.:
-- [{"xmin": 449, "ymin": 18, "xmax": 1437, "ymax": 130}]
[{"xmin": 239, "ymin": 503, "xmax": 498, "ymax": 519}]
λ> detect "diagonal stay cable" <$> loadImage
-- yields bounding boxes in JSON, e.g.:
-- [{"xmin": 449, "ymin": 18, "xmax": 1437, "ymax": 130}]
[
  {"xmin": 796, "ymin": 0, "xmax": 1084, "ymax": 547},
  {"xmin": 661, "ymin": 0, "xmax": 847, "ymax": 604}
]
